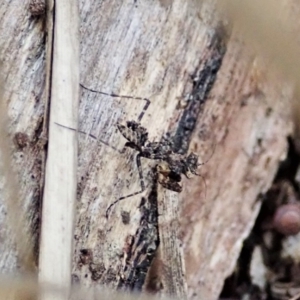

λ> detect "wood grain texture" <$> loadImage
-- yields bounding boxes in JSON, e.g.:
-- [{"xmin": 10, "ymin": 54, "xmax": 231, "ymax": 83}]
[
  {"xmin": 181, "ymin": 46, "xmax": 293, "ymax": 299},
  {"xmin": 156, "ymin": 186, "xmax": 187, "ymax": 298},
  {"xmin": 39, "ymin": 0, "xmax": 79, "ymax": 299},
  {"xmin": 72, "ymin": 0, "xmax": 227, "ymax": 294},
  {"xmin": 0, "ymin": 0, "xmax": 46, "ymax": 272},
  {"xmin": 0, "ymin": 0, "xmax": 294, "ymax": 299}
]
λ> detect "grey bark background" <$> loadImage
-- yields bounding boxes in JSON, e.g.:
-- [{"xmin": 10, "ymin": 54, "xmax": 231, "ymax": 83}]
[{"xmin": 0, "ymin": 0, "xmax": 295, "ymax": 299}]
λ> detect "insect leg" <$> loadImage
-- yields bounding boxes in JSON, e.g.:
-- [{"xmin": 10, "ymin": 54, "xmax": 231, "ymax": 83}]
[
  {"xmin": 80, "ymin": 83, "xmax": 150, "ymax": 122},
  {"xmin": 105, "ymin": 153, "xmax": 147, "ymax": 218}
]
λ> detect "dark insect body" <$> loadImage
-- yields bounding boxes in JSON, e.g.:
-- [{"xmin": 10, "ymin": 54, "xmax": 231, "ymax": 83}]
[
  {"xmin": 106, "ymin": 121, "xmax": 206, "ymax": 217},
  {"xmin": 55, "ymin": 84, "xmax": 151, "ymax": 152},
  {"xmin": 55, "ymin": 84, "xmax": 211, "ymax": 218}
]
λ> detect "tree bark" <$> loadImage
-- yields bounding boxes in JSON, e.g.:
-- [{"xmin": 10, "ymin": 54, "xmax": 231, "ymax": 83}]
[{"xmin": 0, "ymin": 0, "xmax": 293, "ymax": 300}]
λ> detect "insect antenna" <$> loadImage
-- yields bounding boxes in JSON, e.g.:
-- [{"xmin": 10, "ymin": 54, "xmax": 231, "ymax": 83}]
[
  {"xmin": 197, "ymin": 141, "xmax": 216, "ymax": 167},
  {"xmin": 193, "ymin": 171, "xmax": 208, "ymax": 201},
  {"xmin": 192, "ymin": 141, "xmax": 217, "ymax": 200},
  {"xmin": 54, "ymin": 122, "xmax": 122, "ymax": 152}
]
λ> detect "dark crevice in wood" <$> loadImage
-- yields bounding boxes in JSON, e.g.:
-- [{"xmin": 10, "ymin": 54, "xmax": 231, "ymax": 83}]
[
  {"xmin": 117, "ymin": 173, "xmax": 159, "ymax": 291},
  {"xmin": 172, "ymin": 26, "xmax": 227, "ymax": 154}
]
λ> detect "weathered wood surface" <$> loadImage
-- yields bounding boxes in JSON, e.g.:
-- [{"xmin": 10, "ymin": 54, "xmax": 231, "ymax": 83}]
[
  {"xmin": 39, "ymin": 0, "xmax": 79, "ymax": 299},
  {"xmin": 0, "ymin": 0, "xmax": 294, "ymax": 299},
  {"xmin": 0, "ymin": 0, "xmax": 46, "ymax": 272},
  {"xmin": 154, "ymin": 186, "xmax": 188, "ymax": 298}
]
